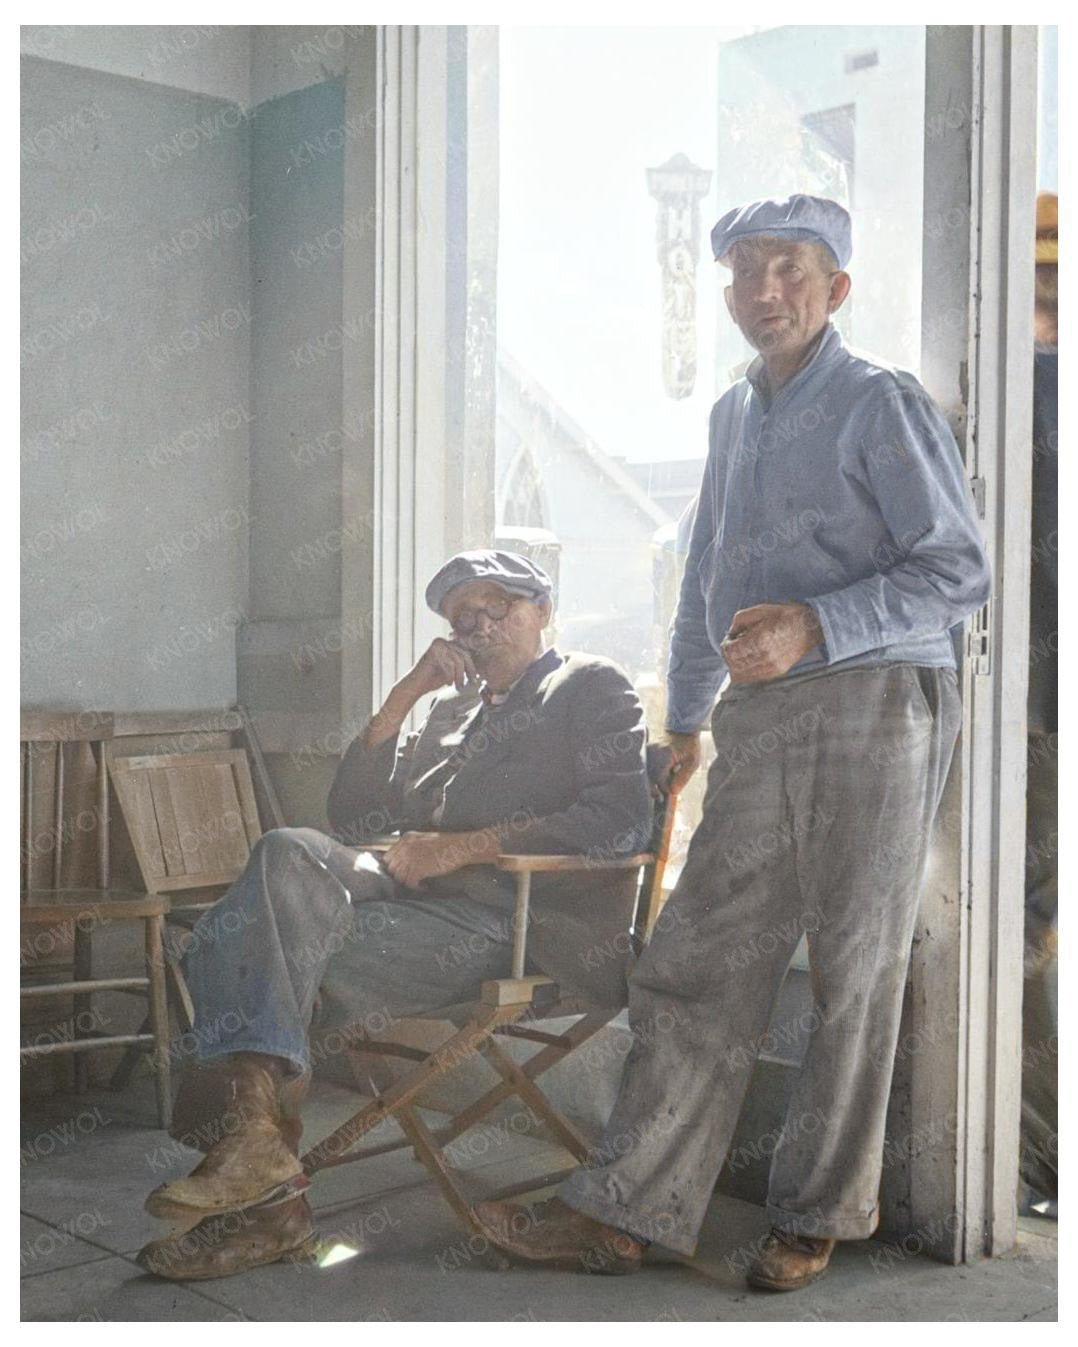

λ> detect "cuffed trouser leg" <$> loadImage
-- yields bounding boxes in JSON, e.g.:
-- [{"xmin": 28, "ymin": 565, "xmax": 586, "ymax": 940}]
[
  {"xmin": 560, "ymin": 691, "xmax": 805, "ymax": 1255},
  {"xmin": 183, "ymin": 828, "xmax": 518, "ymax": 1074},
  {"xmin": 561, "ymin": 665, "xmax": 961, "ymax": 1255}
]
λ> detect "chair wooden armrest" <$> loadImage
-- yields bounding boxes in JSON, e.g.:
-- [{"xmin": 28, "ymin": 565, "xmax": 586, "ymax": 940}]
[
  {"xmin": 356, "ymin": 843, "xmax": 650, "ymax": 872},
  {"xmin": 493, "ymin": 852, "xmax": 652, "ymax": 873},
  {"xmin": 489, "ymin": 852, "xmax": 654, "ymax": 980}
]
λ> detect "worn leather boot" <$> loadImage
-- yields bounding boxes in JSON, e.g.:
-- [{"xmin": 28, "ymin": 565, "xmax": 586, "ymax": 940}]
[
  {"xmin": 168, "ymin": 1054, "xmax": 308, "ymax": 1155},
  {"xmin": 137, "ymin": 1194, "xmax": 319, "ymax": 1281},
  {"xmin": 472, "ymin": 1196, "xmax": 645, "ymax": 1274},
  {"xmin": 146, "ymin": 1052, "xmax": 304, "ymax": 1220},
  {"xmin": 746, "ymin": 1227, "xmax": 837, "ymax": 1291}
]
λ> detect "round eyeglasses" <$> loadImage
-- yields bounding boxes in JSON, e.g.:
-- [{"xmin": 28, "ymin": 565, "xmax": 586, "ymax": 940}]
[{"xmin": 448, "ymin": 596, "xmax": 519, "ymax": 635}]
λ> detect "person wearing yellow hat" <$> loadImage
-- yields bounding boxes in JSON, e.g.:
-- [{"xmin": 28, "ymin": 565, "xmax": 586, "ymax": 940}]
[{"xmin": 1034, "ymin": 191, "xmax": 1058, "ymax": 345}]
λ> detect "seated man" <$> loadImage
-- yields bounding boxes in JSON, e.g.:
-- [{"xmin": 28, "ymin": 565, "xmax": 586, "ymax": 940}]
[{"xmin": 138, "ymin": 549, "xmax": 652, "ymax": 1281}]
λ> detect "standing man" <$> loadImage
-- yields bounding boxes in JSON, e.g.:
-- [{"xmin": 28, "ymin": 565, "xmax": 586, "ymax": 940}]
[{"xmin": 476, "ymin": 195, "xmax": 992, "ymax": 1290}]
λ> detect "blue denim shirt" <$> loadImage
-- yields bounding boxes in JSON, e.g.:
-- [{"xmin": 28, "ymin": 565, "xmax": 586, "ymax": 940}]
[{"xmin": 666, "ymin": 322, "xmax": 993, "ymax": 732}]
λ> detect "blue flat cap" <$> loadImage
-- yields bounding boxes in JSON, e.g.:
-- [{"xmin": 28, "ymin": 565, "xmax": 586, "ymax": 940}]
[
  {"xmin": 711, "ymin": 194, "xmax": 852, "ymax": 269},
  {"xmin": 425, "ymin": 549, "xmax": 554, "ymax": 615}
]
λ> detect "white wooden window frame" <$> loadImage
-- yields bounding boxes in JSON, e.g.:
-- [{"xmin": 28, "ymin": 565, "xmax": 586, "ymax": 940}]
[{"xmin": 901, "ymin": 24, "xmax": 1036, "ymax": 1261}]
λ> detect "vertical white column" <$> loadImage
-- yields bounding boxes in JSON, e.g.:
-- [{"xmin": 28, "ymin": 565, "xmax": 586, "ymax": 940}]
[
  {"xmin": 903, "ymin": 24, "xmax": 1036, "ymax": 1262},
  {"xmin": 349, "ymin": 25, "xmax": 496, "ymax": 723},
  {"xmin": 959, "ymin": 23, "xmax": 1036, "ymax": 1260}
]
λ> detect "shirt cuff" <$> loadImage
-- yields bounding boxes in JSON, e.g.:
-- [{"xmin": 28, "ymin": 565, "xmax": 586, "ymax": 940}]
[
  {"xmin": 665, "ymin": 686, "xmax": 717, "ymax": 734},
  {"xmin": 806, "ymin": 590, "xmax": 880, "ymax": 666}
]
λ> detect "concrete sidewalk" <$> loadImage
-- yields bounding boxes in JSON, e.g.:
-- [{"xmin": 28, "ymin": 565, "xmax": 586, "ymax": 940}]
[{"xmin": 21, "ymin": 1077, "xmax": 1057, "ymax": 1322}]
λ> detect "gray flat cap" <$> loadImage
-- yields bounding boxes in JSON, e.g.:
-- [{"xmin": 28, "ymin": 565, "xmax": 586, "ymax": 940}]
[
  {"xmin": 424, "ymin": 549, "xmax": 554, "ymax": 615},
  {"xmin": 711, "ymin": 194, "xmax": 852, "ymax": 269}
]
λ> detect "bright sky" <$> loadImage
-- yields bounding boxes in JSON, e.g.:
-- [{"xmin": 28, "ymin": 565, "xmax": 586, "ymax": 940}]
[
  {"xmin": 498, "ymin": 26, "xmax": 763, "ymax": 468},
  {"xmin": 500, "ymin": 23, "xmax": 1058, "ymax": 469}
]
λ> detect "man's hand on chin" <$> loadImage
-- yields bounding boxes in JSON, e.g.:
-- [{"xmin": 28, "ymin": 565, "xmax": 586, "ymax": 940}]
[
  {"xmin": 382, "ymin": 828, "xmax": 501, "ymax": 889},
  {"xmin": 720, "ymin": 602, "xmax": 824, "ymax": 685}
]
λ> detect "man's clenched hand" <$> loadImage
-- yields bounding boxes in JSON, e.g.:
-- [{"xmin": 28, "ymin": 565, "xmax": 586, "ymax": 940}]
[
  {"xmin": 721, "ymin": 602, "xmax": 824, "ymax": 685},
  {"xmin": 663, "ymin": 732, "xmax": 701, "ymax": 792},
  {"xmin": 363, "ymin": 639, "xmax": 478, "ymax": 748},
  {"xmin": 382, "ymin": 828, "xmax": 500, "ymax": 889},
  {"xmin": 401, "ymin": 638, "xmax": 478, "ymax": 698}
]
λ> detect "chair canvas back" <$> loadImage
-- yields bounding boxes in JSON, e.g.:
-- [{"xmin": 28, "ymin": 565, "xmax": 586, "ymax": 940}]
[{"xmin": 107, "ymin": 750, "xmax": 262, "ymax": 895}]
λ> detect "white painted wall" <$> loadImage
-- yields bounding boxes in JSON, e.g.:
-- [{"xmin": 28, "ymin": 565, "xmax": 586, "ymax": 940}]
[
  {"xmin": 21, "ymin": 55, "xmax": 251, "ymax": 709},
  {"xmin": 20, "ymin": 25, "xmax": 251, "ymax": 106}
]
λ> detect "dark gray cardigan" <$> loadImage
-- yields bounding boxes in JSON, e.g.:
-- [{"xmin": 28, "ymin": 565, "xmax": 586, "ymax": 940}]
[{"xmin": 327, "ymin": 648, "xmax": 653, "ymax": 1005}]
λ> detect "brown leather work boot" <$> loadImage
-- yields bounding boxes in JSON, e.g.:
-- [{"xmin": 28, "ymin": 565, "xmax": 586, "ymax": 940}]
[
  {"xmin": 471, "ymin": 1196, "xmax": 645, "ymax": 1275},
  {"xmin": 168, "ymin": 1054, "xmax": 309, "ymax": 1154},
  {"xmin": 137, "ymin": 1194, "xmax": 319, "ymax": 1281},
  {"xmin": 146, "ymin": 1053, "xmax": 305, "ymax": 1221},
  {"xmin": 746, "ymin": 1227, "xmax": 837, "ymax": 1291}
]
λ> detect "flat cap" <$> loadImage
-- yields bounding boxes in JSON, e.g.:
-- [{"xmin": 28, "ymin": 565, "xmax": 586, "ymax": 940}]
[
  {"xmin": 711, "ymin": 194, "xmax": 852, "ymax": 269},
  {"xmin": 424, "ymin": 549, "xmax": 554, "ymax": 615}
]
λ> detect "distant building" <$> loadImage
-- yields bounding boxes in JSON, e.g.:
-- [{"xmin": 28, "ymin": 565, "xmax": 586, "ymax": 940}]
[
  {"xmin": 620, "ymin": 457, "xmax": 705, "ymax": 521},
  {"xmin": 496, "ymin": 351, "xmax": 672, "ymax": 678},
  {"xmin": 714, "ymin": 26, "xmax": 926, "ymax": 388}
]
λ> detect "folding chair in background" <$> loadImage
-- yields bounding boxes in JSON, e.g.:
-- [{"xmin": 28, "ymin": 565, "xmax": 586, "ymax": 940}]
[
  {"xmin": 105, "ymin": 746, "xmax": 266, "ymax": 1091},
  {"xmin": 20, "ymin": 712, "xmax": 172, "ymax": 1126}
]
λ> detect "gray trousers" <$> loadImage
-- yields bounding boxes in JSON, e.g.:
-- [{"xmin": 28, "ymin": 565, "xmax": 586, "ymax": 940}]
[
  {"xmin": 183, "ymin": 828, "xmax": 520, "ymax": 1074},
  {"xmin": 561, "ymin": 664, "xmax": 962, "ymax": 1254}
]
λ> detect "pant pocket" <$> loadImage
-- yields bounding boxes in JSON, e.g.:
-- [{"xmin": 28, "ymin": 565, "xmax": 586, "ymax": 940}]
[{"xmin": 906, "ymin": 666, "xmax": 936, "ymax": 720}]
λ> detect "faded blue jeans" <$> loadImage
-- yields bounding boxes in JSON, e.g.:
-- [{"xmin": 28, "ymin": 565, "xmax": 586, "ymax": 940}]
[{"xmin": 183, "ymin": 828, "xmax": 520, "ymax": 1074}]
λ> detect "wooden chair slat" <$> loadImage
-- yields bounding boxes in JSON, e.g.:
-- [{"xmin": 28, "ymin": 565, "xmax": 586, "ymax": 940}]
[
  {"xmin": 232, "ymin": 754, "xmax": 266, "ymax": 849},
  {"xmin": 210, "ymin": 762, "xmax": 254, "ymax": 872},
  {"xmin": 114, "ymin": 749, "xmax": 251, "ymax": 771},
  {"xmin": 146, "ymin": 767, "xmax": 185, "ymax": 875},
  {"xmin": 111, "ymin": 710, "xmax": 240, "ymax": 737},
  {"xmin": 111, "ymin": 768, "xmax": 168, "ymax": 881},
  {"xmin": 145, "ymin": 870, "xmax": 245, "ymax": 893},
  {"xmin": 166, "ymin": 764, "xmax": 214, "ymax": 873},
  {"xmin": 20, "ymin": 891, "xmax": 170, "ymax": 921},
  {"xmin": 20, "ymin": 711, "xmax": 115, "ymax": 742}
]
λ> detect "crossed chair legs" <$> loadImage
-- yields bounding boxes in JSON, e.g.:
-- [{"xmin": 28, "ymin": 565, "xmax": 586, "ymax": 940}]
[
  {"xmin": 136, "ymin": 997, "xmax": 837, "ymax": 1291},
  {"xmin": 137, "ymin": 985, "xmax": 615, "ymax": 1281}
]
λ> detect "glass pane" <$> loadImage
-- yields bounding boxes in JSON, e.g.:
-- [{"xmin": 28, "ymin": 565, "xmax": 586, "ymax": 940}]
[
  {"xmin": 1038, "ymin": 26, "xmax": 1058, "ymax": 191},
  {"xmin": 495, "ymin": 25, "xmax": 927, "ymax": 898}
]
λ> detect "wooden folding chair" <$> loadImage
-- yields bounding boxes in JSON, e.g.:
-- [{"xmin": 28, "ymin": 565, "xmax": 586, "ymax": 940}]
[
  {"xmin": 20, "ymin": 712, "xmax": 172, "ymax": 1126},
  {"xmin": 301, "ymin": 746, "xmax": 677, "ymax": 1239},
  {"xmin": 105, "ymin": 748, "xmax": 264, "ymax": 1088}
]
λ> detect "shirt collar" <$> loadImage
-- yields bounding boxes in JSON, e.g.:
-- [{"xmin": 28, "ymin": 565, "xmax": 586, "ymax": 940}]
[
  {"xmin": 479, "ymin": 646, "xmax": 560, "ymax": 706},
  {"xmin": 745, "ymin": 321, "xmax": 841, "ymax": 406}
]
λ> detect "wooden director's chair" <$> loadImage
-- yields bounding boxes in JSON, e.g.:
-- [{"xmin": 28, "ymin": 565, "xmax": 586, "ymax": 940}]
[{"xmin": 300, "ymin": 745, "xmax": 677, "ymax": 1240}]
